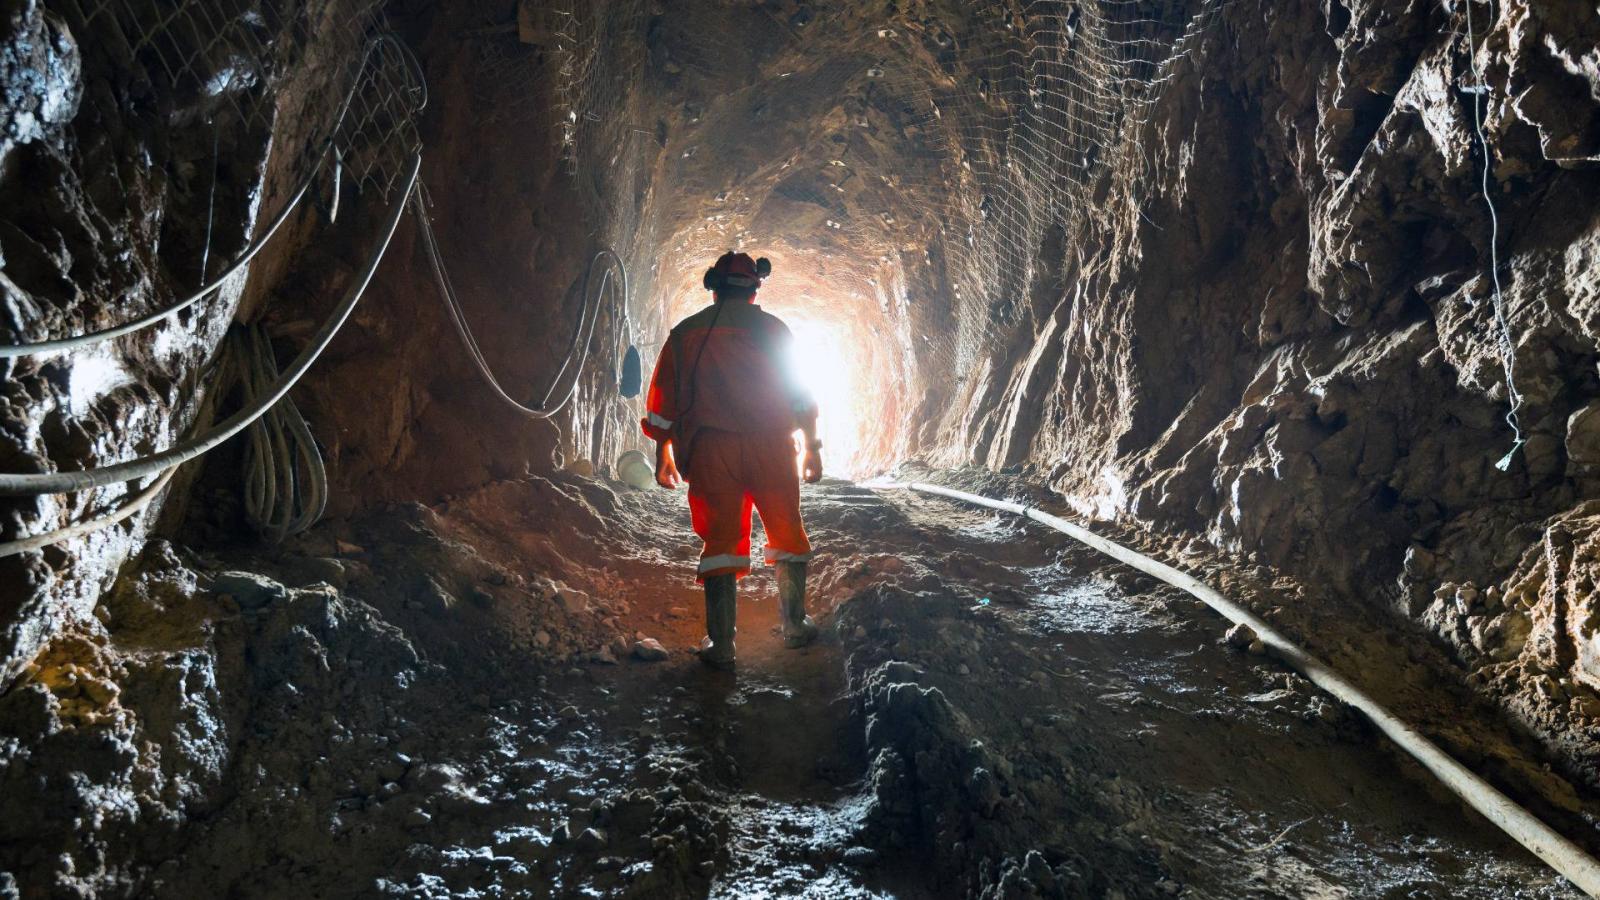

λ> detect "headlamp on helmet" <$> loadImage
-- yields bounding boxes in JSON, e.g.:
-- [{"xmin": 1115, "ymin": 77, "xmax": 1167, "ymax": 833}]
[{"xmin": 704, "ymin": 251, "xmax": 771, "ymax": 296}]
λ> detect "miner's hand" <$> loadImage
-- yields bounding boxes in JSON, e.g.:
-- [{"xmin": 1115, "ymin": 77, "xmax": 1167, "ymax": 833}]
[
  {"xmin": 655, "ymin": 441, "xmax": 681, "ymax": 490},
  {"xmin": 802, "ymin": 448, "xmax": 823, "ymax": 484}
]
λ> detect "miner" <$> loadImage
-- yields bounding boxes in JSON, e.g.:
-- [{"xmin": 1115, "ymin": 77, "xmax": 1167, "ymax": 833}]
[{"xmin": 640, "ymin": 251, "xmax": 823, "ymax": 669}]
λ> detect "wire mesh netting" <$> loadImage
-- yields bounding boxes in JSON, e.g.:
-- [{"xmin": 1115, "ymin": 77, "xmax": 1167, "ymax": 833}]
[
  {"xmin": 544, "ymin": 0, "xmax": 663, "ymax": 466},
  {"xmin": 853, "ymin": 0, "xmax": 1227, "ymax": 373},
  {"xmin": 548, "ymin": 0, "xmax": 1224, "ymax": 376},
  {"xmin": 49, "ymin": 0, "xmax": 424, "ymax": 225},
  {"xmin": 455, "ymin": 4, "xmax": 555, "ymax": 127}
]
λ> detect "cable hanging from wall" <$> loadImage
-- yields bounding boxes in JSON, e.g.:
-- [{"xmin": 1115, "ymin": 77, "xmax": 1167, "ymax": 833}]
[
  {"xmin": 0, "ymin": 155, "xmax": 421, "ymax": 498},
  {"xmin": 413, "ymin": 180, "xmax": 635, "ymax": 419},
  {"xmin": 0, "ymin": 17, "xmax": 426, "ymax": 574},
  {"xmin": 0, "ymin": 33, "xmax": 425, "ymax": 358},
  {"xmin": 1456, "ymin": 0, "xmax": 1525, "ymax": 471}
]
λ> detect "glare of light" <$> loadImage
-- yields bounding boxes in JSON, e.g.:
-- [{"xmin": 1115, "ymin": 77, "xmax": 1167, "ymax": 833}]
[
  {"xmin": 784, "ymin": 317, "xmax": 866, "ymax": 477},
  {"xmin": 1066, "ymin": 466, "xmax": 1129, "ymax": 521},
  {"xmin": 67, "ymin": 347, "xmax": 129, "ymax": 414}
]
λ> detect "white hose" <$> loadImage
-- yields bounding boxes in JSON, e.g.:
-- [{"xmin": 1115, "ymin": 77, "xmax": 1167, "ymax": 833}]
[
  {"xmin": 0, "ymin": 467, "xmax": 178, "ymax": 559},
  {"xmin": 898, "ymin": 481, "xmax": 1600, "ymax": 897},
  {"xmin": 0, "ymin": 153, "xmax": 421, "ymax": 496},
  {"xmin": 224, "ymin": 324, "xmax": 328, "ymax": 540},
  {"xmin": 414, "ymin": 182, "xmax": 626, "ymax": 420}
]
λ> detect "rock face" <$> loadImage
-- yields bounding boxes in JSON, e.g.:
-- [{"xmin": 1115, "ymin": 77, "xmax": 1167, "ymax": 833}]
[
  {"xmin": 0, "ymin": 0, "xmax": 269, "ymax": 687},
  {"xmin": 6, "ymin": 0, "xmax": 1600, "ymax": 874},
  {"xmin": 1, "ymin": 0, "xmax": 427, "ymax": 689},
  {"xmin": 1003, "ymin": 0, "xmax": 1600, "ymax": 751}
]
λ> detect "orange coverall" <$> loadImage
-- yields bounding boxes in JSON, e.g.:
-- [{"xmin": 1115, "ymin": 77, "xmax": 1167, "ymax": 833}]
[{"xmin": 641, "ymin": 300, "xmax": 818, "ymax": 582}]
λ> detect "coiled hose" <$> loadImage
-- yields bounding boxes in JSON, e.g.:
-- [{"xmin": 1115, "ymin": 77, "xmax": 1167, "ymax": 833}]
[{"xmin": 222, "ymin": 323, "xmax": 328, "ymax": 540}]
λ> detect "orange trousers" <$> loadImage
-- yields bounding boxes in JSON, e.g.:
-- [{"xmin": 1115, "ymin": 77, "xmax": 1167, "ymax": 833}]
[{"xmin": 684, "ymin": 429, "xmax": 812, "ymax": 582}]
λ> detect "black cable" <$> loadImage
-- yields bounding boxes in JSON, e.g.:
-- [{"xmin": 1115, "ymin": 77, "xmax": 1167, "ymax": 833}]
[{"xmin": 674, "ymin": 297, "xmax": 726, "ymax": 423}]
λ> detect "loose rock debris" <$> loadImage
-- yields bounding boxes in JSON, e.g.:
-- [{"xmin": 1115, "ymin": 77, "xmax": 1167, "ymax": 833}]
[{"xmin": 0, "ymin": 471, "xmax": 1592, "ymax": 897}]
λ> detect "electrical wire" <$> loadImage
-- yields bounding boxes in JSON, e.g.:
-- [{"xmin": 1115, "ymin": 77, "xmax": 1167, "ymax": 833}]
[
  {"xmin": 1460, "ymin": 0, "xmax": 1526, "ymax": 470},
  {"xmin": 542, "ymin": 247, "xmax": 627, "ymax": 414},
  {"xmin": 199, "ymin": 122, "xmax": 219, "ymax": 285},
  {"xmin": 0, "ymin": 153, "xmax": 421, "ymax": 496},
  {"xmin": 0, "ymin": 35, "xmax": 416, "ymax": 360},
  {"xmin": 674, "ymin": 299, "xmax": 725, "ymax": 421},
  {"xmin": 414, "ymin": 181, "xmax": 627, "ymax": 419},
  {"xmin": 0, "ymin": 468, "xmax": 178, "ymax": 559},
  {"xmin": 0, "ymin": 148, "xmax": 328, "ymax": 359},
  {"xmin": 0, "ymin": 350, "xmax": 238, "ymax": 557}
]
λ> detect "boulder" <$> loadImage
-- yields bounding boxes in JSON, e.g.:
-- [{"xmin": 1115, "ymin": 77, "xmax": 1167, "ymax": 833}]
[
  {"xmin": 1566, "ymin": 403, "xmax": 1600, "ymax": 465},
  {"xmin": 210, "ymin": 572, "xmax": 288, "ymax": 610}
]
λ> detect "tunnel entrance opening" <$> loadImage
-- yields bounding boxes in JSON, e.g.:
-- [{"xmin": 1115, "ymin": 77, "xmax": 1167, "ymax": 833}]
[{"xmin": 785, "ymin": 315, "xmax": 865, "ymax": 477}]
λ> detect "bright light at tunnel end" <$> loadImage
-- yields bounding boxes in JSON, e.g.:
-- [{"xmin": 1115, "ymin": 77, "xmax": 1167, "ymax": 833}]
[{"xmin": 784, "ymin": 317, "xmax": 870, "ymax": 478}]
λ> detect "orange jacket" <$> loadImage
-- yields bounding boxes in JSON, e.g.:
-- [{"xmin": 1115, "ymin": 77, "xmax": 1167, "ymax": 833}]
[{"xmin": 641, "ymin": 301, "xmax": 818, "ymax": 468}]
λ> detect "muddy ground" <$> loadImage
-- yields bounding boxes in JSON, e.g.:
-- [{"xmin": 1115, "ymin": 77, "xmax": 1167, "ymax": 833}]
[{"xmin": 4, "ymin": 468, "xmax": 1597, "ymax": 897}]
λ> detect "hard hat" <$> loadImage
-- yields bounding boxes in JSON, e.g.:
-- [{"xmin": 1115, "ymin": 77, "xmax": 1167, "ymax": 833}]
[{"xmin": 704, "ymin": 250, "xmax": 772, "ymax": 293}]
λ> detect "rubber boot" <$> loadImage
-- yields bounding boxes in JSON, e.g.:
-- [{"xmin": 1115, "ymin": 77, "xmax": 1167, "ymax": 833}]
[
  {"xmin": 698, "ymin": 574, "xmax": 737, "ymax": 670},
  {"xmin": 777, "ymin": 561, "xmax": 819, "ymax": 649}
]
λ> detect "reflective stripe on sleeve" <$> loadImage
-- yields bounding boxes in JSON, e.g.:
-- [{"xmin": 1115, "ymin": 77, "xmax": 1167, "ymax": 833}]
[
  {"xmin": 648, "ymin": 411, "xmax": 674, "ymax": 430},
  {"xmin": 698, "ymin": 554, "xmax": 752, "ymax": 573}
]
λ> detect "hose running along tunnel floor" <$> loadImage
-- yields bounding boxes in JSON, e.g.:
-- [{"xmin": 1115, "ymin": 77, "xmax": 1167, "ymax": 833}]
[{"xmin": 127, "ymin": 471, "xmax": 1587, "ymax": 898}]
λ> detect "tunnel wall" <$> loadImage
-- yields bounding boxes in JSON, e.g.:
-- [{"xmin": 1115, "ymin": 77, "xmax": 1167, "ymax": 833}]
[
  {"xmin": 0, "ymin": 0, "xmax": 405, "ymax": 688},
  {"xmin": 6, "ymin": 0, "xmax": 1600, "ymax": 795},
  {"xmin": 491, "ymin": 0, "xmax": 1600, "ymax": 758},
  {"xmin": 925, "ymin": 0, "xmax": 1600, "ymax": 761},
  {"xmin": 0, "ymin": 0, "xmax": 663, "ymax": 690},
  {"xmin": 270, "ymin": 2, "xmax": 663, "ymax": 517},
  {"xmin": 0, "ymin": 6, "xmax": 657, "ymax": 886}
]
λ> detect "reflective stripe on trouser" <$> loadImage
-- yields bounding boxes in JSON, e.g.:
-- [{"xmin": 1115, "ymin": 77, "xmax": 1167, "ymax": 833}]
[
  {"xmin": 698, "ymin": 554, "xmax": 751, "ymax": 574},
  {"xmin": 685, "ymin": 428, "xmax": 812, "ymax": 584},
  {"xmin": 688, "ymin": 486, "xmax": 812, "ymax": 582}
]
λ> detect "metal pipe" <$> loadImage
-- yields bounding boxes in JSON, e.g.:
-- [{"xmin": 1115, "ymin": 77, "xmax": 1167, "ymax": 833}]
[{"xmin": 899, "ymin": 480, "xmax": 1600, "ymax": 897}]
